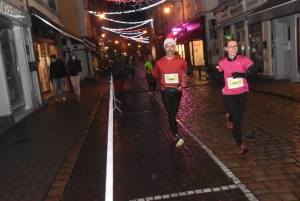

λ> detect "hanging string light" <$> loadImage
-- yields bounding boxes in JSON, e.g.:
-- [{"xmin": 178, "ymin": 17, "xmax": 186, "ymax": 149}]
[
  {"xmin": 89, "ymin": 0, "xmax": 165, "ymax": 15},
  {"xmin": 103, "ymin": 17, "xmax": 152, "ymax": 25}
]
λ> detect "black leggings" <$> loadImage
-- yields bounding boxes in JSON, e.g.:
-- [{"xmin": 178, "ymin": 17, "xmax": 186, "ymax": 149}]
[
  {"xmin": 148, "ymin": 80, "xmax": 157, "ymax": 92},
  {"xmin": 223, "ymin": 93, "xmax": 247, "ymax": 147},
  {"xmin": 161, "ymin": 90, "xmax": 182, "ymax": 137}
]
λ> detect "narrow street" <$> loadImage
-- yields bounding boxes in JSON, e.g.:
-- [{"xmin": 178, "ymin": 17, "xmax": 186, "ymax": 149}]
[{"xmin": 62, "ymin": 65, "xmax": 300, "ymax": 201}]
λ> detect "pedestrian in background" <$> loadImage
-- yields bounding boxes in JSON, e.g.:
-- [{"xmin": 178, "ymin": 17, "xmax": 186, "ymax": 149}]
[
  {"xmin": 50, "ymin": 55, "xmax": 67, "ymax": 102},
  {"xmin": 144, "ymin": 54, "xmax": 157, "ymax": 94},
  {"xmin": 151, "ymin": 33, "xmax": 193, "ymax": 147},
  {"xmin": 67, "ymin": 53, "xmax": 82, "ymax": 101},
  {"xmin": 218, "ymin": 36, "xmax": 256, "ymax": 154}
]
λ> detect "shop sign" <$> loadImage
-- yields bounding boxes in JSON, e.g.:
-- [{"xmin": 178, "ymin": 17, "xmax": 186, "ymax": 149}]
[
  {"xmin": 216, "ymin": 10, "xmax": 231, "ymax": 24},
  {"xmin": 230, "ymin": 2, "xmax": 245, "ymax": 18},
  {"xmin": 0, "ymin": 0, "xmax": 31, "ymax": 26},
  {"xmin": 83, "ymin": 39, "xmax": 97, "ymax": 52},
  {"xmin": 172, "ymin": 27, "xmax": 182, "ymax": 35},
  {"xmin": 245, "ymin": 0, "xmax": 264, "ymax": 12}
]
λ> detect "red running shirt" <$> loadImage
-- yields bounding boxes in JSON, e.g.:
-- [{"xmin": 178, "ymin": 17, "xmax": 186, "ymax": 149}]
[{"xmin": 152, "ymin": 56, "xmax": 187, "ymax": 91}]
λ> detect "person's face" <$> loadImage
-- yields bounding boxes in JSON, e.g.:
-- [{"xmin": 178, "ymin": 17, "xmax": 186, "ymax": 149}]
[
  {"xmin": 225, "ymin": 41, "xmax": 238, "ymax": 58},
  {"xmin": 164, "ymin": 42, "xmax": 175, "ymax": 57},
  {"xmin": 148, "ymin": 55, "xmax": 153, "ymax": 61},
  {"xmin": 51, "ymin": 58, "xmax": 57, "ymax": 62}
]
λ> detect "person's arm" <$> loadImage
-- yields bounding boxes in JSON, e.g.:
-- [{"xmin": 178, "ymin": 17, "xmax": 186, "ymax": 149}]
[
  {"xmin": 151, "ymin": 63, "xmax": 160, "ymax": 80},
  {"xmin": 49, "ymin": 64, "xmax": 53, "ymax": 81}
]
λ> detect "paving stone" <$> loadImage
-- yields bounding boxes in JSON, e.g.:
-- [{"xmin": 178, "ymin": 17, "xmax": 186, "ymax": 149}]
[
  {"xmin": 277, "ymin": 192, "xmax": 298, "ymax": 201},
  {"xmin": 257, "ymin": 193, "xmax": 282, "ymax": 201}
]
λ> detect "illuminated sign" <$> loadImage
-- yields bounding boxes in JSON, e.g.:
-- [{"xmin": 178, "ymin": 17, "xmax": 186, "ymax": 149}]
[
  {"xmin": 172, "ymin": 27, "xmax": 182, "ymax": 32},
  {"xmin": 0, "ymin": 1, "xmax": 22, "ymax": 21}
]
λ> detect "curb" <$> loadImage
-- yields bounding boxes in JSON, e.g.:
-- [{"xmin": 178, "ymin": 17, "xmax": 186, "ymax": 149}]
[{"xmin": 43, "ymin": 94, "xmax": 104, "ymax": 201}]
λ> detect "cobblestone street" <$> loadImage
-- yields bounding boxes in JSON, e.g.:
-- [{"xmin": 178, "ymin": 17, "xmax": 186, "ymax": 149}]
[{"xmin": 1, "ymin": 65, "xmax": 300, "ymax": 201}]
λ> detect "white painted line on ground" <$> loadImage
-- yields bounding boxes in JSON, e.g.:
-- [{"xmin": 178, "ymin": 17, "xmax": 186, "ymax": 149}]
[{"xmin": 177, "ymin": 119, "xmax": 259, "ymax": 201}]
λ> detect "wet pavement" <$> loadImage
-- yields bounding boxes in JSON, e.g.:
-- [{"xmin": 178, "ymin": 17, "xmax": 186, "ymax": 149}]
[{"xmin": 1, "ymin": 65, "xmax": 300, "ymax": 201}]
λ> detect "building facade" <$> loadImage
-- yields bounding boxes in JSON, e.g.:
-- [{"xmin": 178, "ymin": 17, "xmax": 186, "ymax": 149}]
[
  {"xmin": 57, "ymin": 0, "xmax": 101, "ymax": 80},
  {"xmin": 213, "ymin": 0, "xmax": 300, "ymax": 82},
  {"xmin": 146, "ymin": 0, "xmax": 219, "ymax": 68},
  {"xmin": 0, "ymin": 0, "xmax": 37, "ymax": 128}
]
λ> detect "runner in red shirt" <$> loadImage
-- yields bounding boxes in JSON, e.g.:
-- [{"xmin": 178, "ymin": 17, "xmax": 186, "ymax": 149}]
[{"xmin": 152, "ymin": 33, "xmax": 191, "ymax": 147}]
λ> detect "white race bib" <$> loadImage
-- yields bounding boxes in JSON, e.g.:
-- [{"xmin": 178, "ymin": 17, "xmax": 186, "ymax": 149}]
[
  {"xmin": 165, "ymin": 73, "xmax": 179, "ymax": 84},
  {"xmin": 227, "ymin": 77, "xmax": 244, "ymax": 89}
]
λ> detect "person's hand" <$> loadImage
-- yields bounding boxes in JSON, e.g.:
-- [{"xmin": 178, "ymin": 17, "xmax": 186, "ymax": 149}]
[{"xmin": 231, "ymin": 72, "xmax": 246, "ymax": 78}]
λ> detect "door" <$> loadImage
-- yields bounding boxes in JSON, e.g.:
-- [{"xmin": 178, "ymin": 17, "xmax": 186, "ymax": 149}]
[{"xmin": 0, "ymin": 27, "xmax": 25, "ymax": 110}]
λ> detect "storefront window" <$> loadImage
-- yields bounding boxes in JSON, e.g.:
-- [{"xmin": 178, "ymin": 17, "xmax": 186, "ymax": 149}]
[
  {"xmin": 0, "ymin": 27, "xmax": 24, "ymax": 109},
  {"xmin": 34, "ymin": 42, "xmax": 58, "ymax": 93},
  {"xmin": 175, "ymin": 44, "xmax": 185, "ymax": 59},
  {"xmin": 249, "ymin": 24, "xmax": 264, "ymax": 73},
  {"xmin": 235, "ymin": 21, "xmax": 245, "ymax": 56},
  {"xmin": 191, "ymin": 40, "xmax": 205, "ymax": 66}
]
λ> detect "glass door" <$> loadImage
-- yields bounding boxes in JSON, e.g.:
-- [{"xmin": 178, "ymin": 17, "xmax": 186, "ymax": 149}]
[
  {"xmin": 0, "ymin": 27, "xmax": 25, "ymax": 109},
  {"xmin": 34, "ymin": 42, "xmax": 51, "ymax": 93}
]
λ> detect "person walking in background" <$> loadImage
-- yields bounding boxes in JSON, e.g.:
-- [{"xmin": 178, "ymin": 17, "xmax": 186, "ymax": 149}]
[
  {"xmin": 151, "ymin": 33, "xmax": 193, "ymax": 147},
  {"xmin": 144, "ymin": 54, "xmax": 157, "ymax": 94},
  {"xmin": 50, "ymin": 55, "xmax": 67, "ymax": 102},
  {"xmin": 67, "ymin": 53, "xmax": 82, "ymax": 101},
  {"xmin": 218, "ymin": 36, "xmax": 256, "ymax": 154}
]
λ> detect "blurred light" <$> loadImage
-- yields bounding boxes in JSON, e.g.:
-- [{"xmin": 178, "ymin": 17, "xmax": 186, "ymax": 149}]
[
  {"xmin": 99, "ymin": 13, "xmax": 105, "ymax": 19},
  {"xmin": 164, "ymin": 7, "xmax": 170, "ymax": 13}
]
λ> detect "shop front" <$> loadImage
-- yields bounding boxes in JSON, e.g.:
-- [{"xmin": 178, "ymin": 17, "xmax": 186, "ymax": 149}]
[
  {"xmin": 30, "ymin": 8, "xmax": 84, "ymax": 102},
  {"xmin": 0, "ymin": 1, "xmax": 37, "ymax": 128},
  {"xmin": 248, "ymin": 0, "xmax": 300, "ymax": 81},
  {"xmin": 214, "ymin": 0, "xmax": 266, "ymax": 72},
  {"xmin": 175, "ymin": 16, "xmax": 206, "ymax": 67}
]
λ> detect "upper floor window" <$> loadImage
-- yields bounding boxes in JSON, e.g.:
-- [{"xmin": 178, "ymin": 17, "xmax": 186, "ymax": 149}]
[{"xmin": 49, "ymin": 0, "xmax": 56, "ymax": 10}]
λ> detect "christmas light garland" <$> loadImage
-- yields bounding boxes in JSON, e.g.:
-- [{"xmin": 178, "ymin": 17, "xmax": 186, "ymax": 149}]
[
  {"xmin": 89, "ymin": 0, "xmax": 165, "ymax": 15},
  {"xmin": 103, "ymin": 17, "xmax": 152, "ymax": 25}
]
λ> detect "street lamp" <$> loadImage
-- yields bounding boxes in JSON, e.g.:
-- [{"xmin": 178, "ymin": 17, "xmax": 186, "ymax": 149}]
[
  {"xmin": 101, "ymin": 33, "xmax": 105, "ymax": 37},
  {"xmin": 164, "ymin": 7, "xmax": 170, "ymax": 13},
  {"xmin": 99, "ymin": 13, "xmax": 105, "ymax": 19}
]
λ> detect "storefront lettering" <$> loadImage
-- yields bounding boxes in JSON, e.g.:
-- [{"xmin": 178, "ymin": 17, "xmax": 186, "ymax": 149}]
[
  {"xmin": 247, "ymin": 0, "xmax": 258, "ymax": 8},
  {"xmin": 0, "ymin": 1, "xmax": 22, "ymax": 22},
  {"xmin": 231, "ymin": 5, "xmax": 243, "ymax": 14}
]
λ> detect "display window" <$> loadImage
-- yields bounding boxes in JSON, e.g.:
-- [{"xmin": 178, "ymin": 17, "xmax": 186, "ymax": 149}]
[
  {"xmin": 34, "ymin": 42, "xmax": 58, "ymax": 93},
  {"xmin": 0, "ymin": 27, "xmax": 24, "ymax": 109},
  {"xmin": 191, "ymin": 40, "xmax": 205, "ymax": 66},
  {"xmin": 249, "ymin": 23, "xmax": 264, "ymax": 73}
]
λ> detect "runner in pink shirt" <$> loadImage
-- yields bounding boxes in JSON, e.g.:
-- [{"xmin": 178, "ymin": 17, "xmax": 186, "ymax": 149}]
[{"xmin": 218, "ymin": 38, "xmax": 256, "ymax": 154}]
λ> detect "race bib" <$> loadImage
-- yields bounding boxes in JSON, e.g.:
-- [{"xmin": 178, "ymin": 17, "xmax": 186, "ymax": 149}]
[
  {"xmin": 165, "ymin": 73, "xmax": 179, "ymax": 84},
  {"xmin": 227, "ymin": 77, "xmax": 244, "ymax": 89}
]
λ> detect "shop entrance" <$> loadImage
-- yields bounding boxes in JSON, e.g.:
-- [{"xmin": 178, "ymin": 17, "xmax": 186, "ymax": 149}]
[
  {"xmin": 34, "ymin": 42, "xmax": 58, "ymax": 93},
  {"xmin": 249, "ymin": 24, "xmax": 264, "ymax": 73}
]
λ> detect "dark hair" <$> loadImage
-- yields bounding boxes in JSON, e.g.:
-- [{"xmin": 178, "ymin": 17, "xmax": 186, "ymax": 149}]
[
  {"xmin": 50, "ymin": 55, "xmax": 57, "ymax": 59},
  {"xmin": 224, "ymin": 39, "xmax": 238, "ymax": 47}
]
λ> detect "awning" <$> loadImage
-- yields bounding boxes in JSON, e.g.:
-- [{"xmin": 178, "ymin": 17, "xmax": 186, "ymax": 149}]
[
  {"xmin": 30, "ymin": 8, "xmax": 83, "ymax": 43},
  {"xmin": 176, "ymin": 27, "xmax": 204, "ymax": 44},
  {"xmin": 248, "ymin": 0, "xmax": 300, "ymax": 25}
]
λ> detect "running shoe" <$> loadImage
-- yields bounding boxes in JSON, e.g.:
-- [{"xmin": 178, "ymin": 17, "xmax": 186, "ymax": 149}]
[
  {"xmin": 238, "ymin": 144, "xmax": 249, "ymax": 154},
  {"xmin": 226, "ymin": 113, "xmax": 233, "ymax": 130},
  {"xmin": 175, "ymin": 134, "xmax": 184, "ymax": 147}
]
